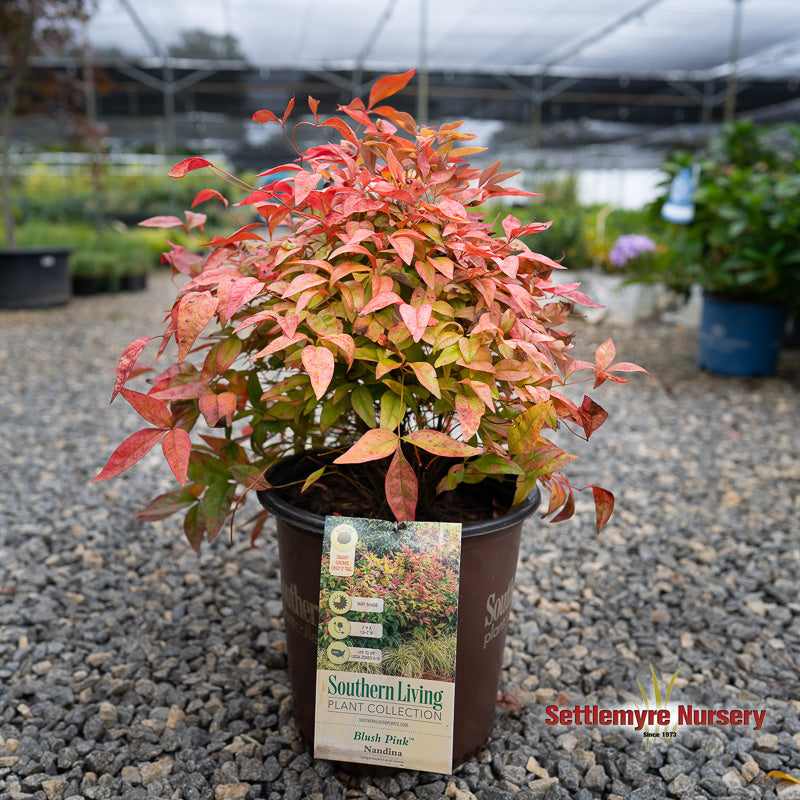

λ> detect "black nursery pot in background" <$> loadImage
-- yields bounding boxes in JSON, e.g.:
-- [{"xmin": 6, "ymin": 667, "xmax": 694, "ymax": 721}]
[
  {"xmin": 0, "ymin": 248, "xmax": 71, "ymax": 309},
  {"xmin": 258, "ymin": 451, "xmax": 541, "ymax": 769}
]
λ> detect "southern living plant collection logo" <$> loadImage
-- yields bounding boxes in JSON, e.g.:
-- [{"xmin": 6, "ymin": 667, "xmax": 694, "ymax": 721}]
[{"xmin": 545, "ymin": 665, "xmax": 767, "ymax": 744}]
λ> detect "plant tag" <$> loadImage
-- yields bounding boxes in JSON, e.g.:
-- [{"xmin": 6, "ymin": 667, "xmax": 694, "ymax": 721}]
[{"xmin": 314, "ymin": 516, "xmax": 462, "ymax": 774}]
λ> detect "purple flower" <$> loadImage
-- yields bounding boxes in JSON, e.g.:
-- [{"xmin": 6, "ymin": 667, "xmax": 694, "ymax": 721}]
[{"xmin": 608, "ymin": 234, "xmax": 656, "ymax": 268}]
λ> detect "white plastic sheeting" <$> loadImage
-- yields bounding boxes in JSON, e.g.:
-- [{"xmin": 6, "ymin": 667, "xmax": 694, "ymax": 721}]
[{"xmin": 88, "ymin": 0, "xmax": 800, "ymax": 80}]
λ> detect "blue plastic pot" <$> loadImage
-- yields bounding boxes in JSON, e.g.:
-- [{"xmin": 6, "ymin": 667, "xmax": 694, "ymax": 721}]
[{"xmin": 698, "ymin": 294, "xmax": 788, "ymax": 377}]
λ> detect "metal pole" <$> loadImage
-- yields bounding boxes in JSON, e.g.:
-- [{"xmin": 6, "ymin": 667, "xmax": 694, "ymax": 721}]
[{"xmin": 723, "ymin": 0, "xmax": 744, "ymax": 123}]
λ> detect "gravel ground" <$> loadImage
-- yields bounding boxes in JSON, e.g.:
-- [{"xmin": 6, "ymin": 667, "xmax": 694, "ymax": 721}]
[{"xmin": 1, "ymin": 270, "xmax": 799, "ymax": 800}]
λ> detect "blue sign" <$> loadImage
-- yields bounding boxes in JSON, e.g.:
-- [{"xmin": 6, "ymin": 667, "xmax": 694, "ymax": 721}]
[{"xmin": 661, "ymin": 166, "xmax": 698, "ymax": 224}]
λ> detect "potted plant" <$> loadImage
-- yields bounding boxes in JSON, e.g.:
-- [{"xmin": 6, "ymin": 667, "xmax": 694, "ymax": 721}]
[
  {"xmin": 648, "ymin": 120, "xmax": 800, "ymax": 376},
  {"xmin": 94, "ymin": 71, "xmax": 645, "ymax": 766},
  {"xmin": 0, "ymin": 0, "xmax": 93, "ymax": 308}
]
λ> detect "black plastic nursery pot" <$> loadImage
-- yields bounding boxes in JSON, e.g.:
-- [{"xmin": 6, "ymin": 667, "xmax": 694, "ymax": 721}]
[
  {"xmin": 0, "ymin": 248, "xmax": 71, "ymax": 309},
  {"xmin": 258, "ymin": 451, "xmax": 540, "ymax": 769}
]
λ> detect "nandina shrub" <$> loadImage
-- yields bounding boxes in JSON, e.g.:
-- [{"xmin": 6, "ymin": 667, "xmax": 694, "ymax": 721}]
[{"xmin": 95, "ymin": 70, "xmax": 646, "ymax": 550}]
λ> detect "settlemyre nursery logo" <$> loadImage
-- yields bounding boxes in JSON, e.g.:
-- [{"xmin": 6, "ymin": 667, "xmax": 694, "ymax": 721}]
[{"xmin": 545, "ymin": 665, "xmax": 767, "ymax": 745}]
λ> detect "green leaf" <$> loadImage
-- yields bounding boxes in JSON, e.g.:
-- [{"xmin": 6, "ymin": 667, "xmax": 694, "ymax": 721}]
[
  {"xmin": 379, "ymin": 389, "xmax": 406, "ymax": 431},
  {"xmin": 403, "ymin": 430, "xmax": 483, "ymax": 458},
  {"xmin": 320, "ymin": 398, "xmax": 345, "ymax": 432},
  {"xmin": 229, "ymin": 464, "xmax": 269, "ymax": 490},
  {"xmin": 508, "ymin": 402, "xmax": 553, "ymax": 455},
  {"xmin": 136, "ymin": 487, "xmax": 200, "ymax": 522},
  {"xmin": 202, "ymin": 480, "xmax": 236, "ymax": 542},
  {"xmin": 183, "ymin": 503, "xmax": 205, "ymax": 552},
  {"xmin": 351, "ymin": 385, "xmax": 376, "ymax": 427}
]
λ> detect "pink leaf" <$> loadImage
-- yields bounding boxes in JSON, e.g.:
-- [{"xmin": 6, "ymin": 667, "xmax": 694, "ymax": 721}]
[
  {"xmin": 301, "ymin": 345, "xmax": 335, "ymax": 400},
  {"xmin": 138, "ymin": 215, "xmax": 185, "ymax": 229},
  {"xmin": 389, "ymin": 234, "xmax": 415, "ymax": 265},
  {"xmin": 176, "ymin": 291, "xmax": 218, "ymax": 362},
  {"xmin": 168, "ymin": 157, "xmax": 212, "ymax": 178},
  {"xmin": 399, "ymin": 303, "xmax": 432, "ymax": 343},
  {"xmin": 334, "ymin": 429, "xmax": 399, "ymax": 464},
  {"xmin": 360, "ymin": 291, "xmax": 403, "ymax": 316},
  {"xmin": 199, "ymin": 391, "xmax": 238, "ymax": 427},
  {"xmin": 93, "ymin": 428, "xmax": 166, "ymax": 482},
  {"xmin": 437, "ymin": 197, "xmax": 469, "ymax": 221},
  {"xmin": 501, "ymin": 214, "xmax": 521, "ymax": 239},
  {"xmin": 409, "ymin": 361, "xmax": 441, "ymax": 398},
  {"xmin": 162, "ymin": 428, "xmax": 192, "ymax": 485},
  {"xmin": 111, "ymin": 337, "xmax": 153, "ymax": 401},
  {"xmin": 225, "ymin": 277, "xmax": 264, "ymax": 319},
  {"xmin": 322, "ymin": 333, "xmax": 356, "ymax": 367},
  {"xmin": 183, "ymin": 210, "xmax": 207, "ymax": 230},
  {"xmin": 293, "ymin": 170, "xmax": 320, "ymax": 205},
  {"xmin": 251, "ymin": 333, "xmax": 308, "ymax": 359},
  {"xmin": 386, "ymin": 448, "xmax": 418, "ymax": 521},
  {"xmin": 455, "ymin": 394, "xmax": 484, "ymax": 440},
  {"xmin": 403, "ymin": 430, "xmax": 483, "ymax": 458},
  {"xmin": 281, "ymin": 273, "xmax": 327, "ymax": 299}
]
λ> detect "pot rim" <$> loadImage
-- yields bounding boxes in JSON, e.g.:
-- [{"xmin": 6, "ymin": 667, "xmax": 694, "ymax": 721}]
[{"xmin": 258, "ymin": 450, "xmax": 540, "ymax": 538}]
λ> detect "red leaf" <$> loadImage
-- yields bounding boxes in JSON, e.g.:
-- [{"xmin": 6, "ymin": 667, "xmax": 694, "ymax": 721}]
[
  {"xmin": 138, "ymin": 215, "xmax": 185, "ymax": 228},
  {"xmin": 176, "ymin": 291, "xmax": 218, "ymax": 362},
  {"xmin": 252, "ymin": 109, "xmax": 280, "ymax": 123},
  {"xmin": 320, "ymin": 116, "xmax": 359, "ymax": 145},
  {"xmin": 120, "ymin": 388, "xmax": 172, "ymax": 429},
  {"xmin": 308, "ymin": 96, "xmax": 319, "ymax": 121},
  {"xmin": 386, "ymin": 448, "xmax": 418, "ymax": 521},
  {"xmin": 368, "ymin": 69, "xmax": 416, "ymax": 108},
  {"xmin": 592, "ymin": 485, "xmax": 615, "ymax": 532},
  {"xmin": 168, "ymin": 157, "xmax": 212, "ymax": 178},
  {"xmin": 579, "ymin": 396, "xmax": 608, "ymax": 437},
  {"xmin": 403, "ymin": 430, "xmax": 483, "ymax": 458},
  {"xmin": 93, "ymin": 428, "xmax": 165, "ymax": 482},
  {"xmin": 301, "ymin": 345, "xmax": 335, "ymax": 400},
  {"xmin": 162, "ymin": 428, "xmax": 192, "ymax": 485},
  {"xmin": 551, "ymin": 485, "xmax": 576, "ymax": 523},
  {"xmin": 111, "ymin": 337, "xmax": 153, "ymax": 401},
  {"xmin": 192, "ymin": 188, "xmax": 228, "ymax": 208},
  {"xmin": 334, "ymin": 429, "xmax": 399, "ymax": 464},
  {"xmin": 282, "ymin": 96, "xmax": 296, "ymax": 125},
  {"xmin": 399, "ymin": 303, "xmax": 432, "ymax": 343},
  {"xmin": 545, "ymin": 481, "xmax": 568, "ymax": 517}
]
